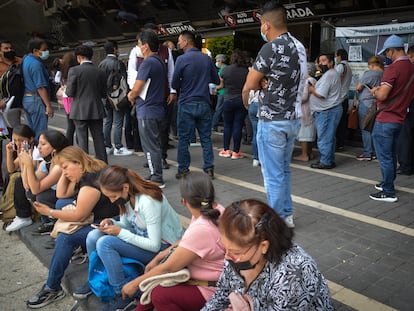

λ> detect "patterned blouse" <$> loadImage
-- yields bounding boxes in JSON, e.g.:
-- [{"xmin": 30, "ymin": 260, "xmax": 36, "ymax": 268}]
[{"xmin": 202, "ymin": 244, "xmax": 335, "ymax": 311}]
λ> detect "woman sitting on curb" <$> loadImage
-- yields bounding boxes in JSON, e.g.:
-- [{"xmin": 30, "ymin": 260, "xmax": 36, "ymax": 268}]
[
  {"xmin": 74, "ymin": 165, "xmax": 183, "ymax": 311},
  {"xmin": 26, "ymin": 146, "xmax": 119, "ymax": 309},
  {"xmin": 202, "ymin": 199, "xmax": 335, "ymax": 310},
  {"xmin": 122, "ymin": 171, "xmax": 225, "ymax": 310}
]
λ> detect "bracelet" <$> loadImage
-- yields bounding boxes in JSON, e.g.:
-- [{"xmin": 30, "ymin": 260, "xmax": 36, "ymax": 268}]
[{"xmin": 49, "ymin": 209, "xmax": 54, "ymax": 218}]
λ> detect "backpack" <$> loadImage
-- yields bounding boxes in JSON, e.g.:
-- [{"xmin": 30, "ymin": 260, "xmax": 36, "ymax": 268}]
[
  {"xmin": 106, "ymin": 60, "xmax": 129, "ymax": 111},
  {"xmin": 0, "ymin": 61, "xmax": 24, "ymax": 109}
]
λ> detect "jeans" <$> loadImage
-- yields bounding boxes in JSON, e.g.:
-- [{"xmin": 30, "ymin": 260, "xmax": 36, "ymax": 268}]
[
  {"xmin": 314, "ymin": 104, "xmax": 343, "ymax": 165},
  {"xmin": 46, "ymin": 226, "xmax": 94, "ymax": 290},
  {"xmin": 248, "ymin": 102, "xmax": 259, "ymax": 160},
  {"xmin": 222, "ymin": 96, "xmax": 247, "ymax": 153},
  {"xmin": 177, "ymin": 101, "xmax": 214, "ymax": 173},
  {"xmin": 335, "ymin": 97, "xmax": 349, "ymax": 148},
  {"xmin": 358, "ymin": 102, "xmax": 375, "ymax": 156},
  {"xmin": 372, "ymin": 121, "xmax": 402, "ymax": 196},
  {"xmin": 257, "ymin": 119, "xmax": 300, "ymax": 218},
  {"xmin": 211, "ymin": 94, "xmax": 224, "ymax": 130},
  {"xmin": 86, "ymin": 230, "xmax": 165, "ymax": 294},
  {"xmin": 22, "ymin": 95, "xmax": 48, "ymax": 143},
  {"xmin": 104, "ymin": 105, "xmax": 127, "ymax": 149}
]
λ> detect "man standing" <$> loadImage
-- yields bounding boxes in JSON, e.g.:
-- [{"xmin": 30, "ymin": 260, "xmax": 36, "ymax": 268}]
[
  {"xmin": 309, "ymin": 53, "xmax": 342, "ymax": 169},
  {"xmin": 99, "ymin": 41, "xmax": 133, "ymax": 156},
  {"xmin": 335, "ymin": 49, "xmax": 352, "ymax": 150},
  {"xmin": 66, "ymin": 44, "xmax": 108, "ymax": 163},
  {"xmin": 211, "ymin": 54, "xmax": 227, "ymax": 132},
  {"xmin": 128, "ymin": 30, "xmax": 167, "ymax": 188},
  {"xmin": 369, "ymin": 35, "xmax": 414, "ymax": 202},
  {"xmin": 172, "ymin": 30, "xmax": 220, "ymax": 179},
  {"xmin": 242, "ymin": 2, "xmax": 307, "ymax": 228},
  {"xmin": 21, "ymin": 38, "xmax": 54, "ymax": 142}
]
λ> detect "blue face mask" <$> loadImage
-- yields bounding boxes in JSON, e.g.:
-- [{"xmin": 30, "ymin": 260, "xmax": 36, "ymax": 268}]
[
  {"xmin": 334, "ymin": 58, "xmax": 338, "ymax": 65},
  {"xmin": 260, "ymin": 30, "xmax": 268, "ymax": 42},
  {"xmin": 40, "ymin": 50, "xmax": 50, "ymax": 60}
]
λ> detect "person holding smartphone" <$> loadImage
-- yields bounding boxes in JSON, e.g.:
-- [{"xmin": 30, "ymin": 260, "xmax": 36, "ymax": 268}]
[{"xmin": 355, "ymin": 56, "xmax": 384, "ymax": 161}]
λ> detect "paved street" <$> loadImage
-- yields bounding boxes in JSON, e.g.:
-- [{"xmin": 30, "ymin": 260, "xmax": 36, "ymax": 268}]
[{"xmin": 1, "ymin": 106, "xmax": 413, "ymax": 310}]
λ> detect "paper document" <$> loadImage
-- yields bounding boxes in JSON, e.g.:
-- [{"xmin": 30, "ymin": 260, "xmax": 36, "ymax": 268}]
[{"xmin": 139, "ymin": 79, "xmax": 151, "ymax": 100}]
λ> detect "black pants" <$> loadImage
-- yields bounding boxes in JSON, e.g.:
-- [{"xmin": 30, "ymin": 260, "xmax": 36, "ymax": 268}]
[
  {"xmin": 397, "ymin": 101, "xmax": 414, "ymax": 173},
  {"xmin": 336, "ymin": 97, "xmax": 349, "ymax": 148},
  {"xmin": 160, "ymin": 103, "xmax": 175, "ymax": 160},
  {"xmin": 73, "ymin": 119, "xmax": 107, "ymax": 163}
]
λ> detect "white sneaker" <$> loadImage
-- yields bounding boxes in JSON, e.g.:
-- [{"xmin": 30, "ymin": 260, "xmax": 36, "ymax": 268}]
[
  {"xmin": 113, "ymin": 147, "xmax": 133, "ymax": 156},
  {"xmin": 106, "ymin": 146, "xmax": 114, "ymax": 155},
  {"xmin": 252, "ymin": 159, "xmax": 260, "ymax": 167},
  {"xmin": 284, "ymin": 215, "xmax": 295, "ymax": 228},
  {"xmin": 5, "ymin": 216, "xmax": 33, "ymax": 232}
]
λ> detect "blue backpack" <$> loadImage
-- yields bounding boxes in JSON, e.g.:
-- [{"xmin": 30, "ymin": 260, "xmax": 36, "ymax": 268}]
[{"xmin": 88, "ymin": 250, "xmax": 145, "ymax": 302}]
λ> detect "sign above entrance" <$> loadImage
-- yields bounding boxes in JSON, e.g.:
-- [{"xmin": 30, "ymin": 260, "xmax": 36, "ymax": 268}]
[
  {"xmin": 222, "ymin": 1, "xmax": 315, "ymax": 27},
  {"xmin": 157, "ymin": 21, "xmax": 196, "ymax": 36}
]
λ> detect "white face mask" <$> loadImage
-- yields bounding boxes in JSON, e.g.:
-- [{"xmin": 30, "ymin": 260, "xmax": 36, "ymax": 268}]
[{"xmin": 136, "ymin": 46, "xmax": 143, "ymax": 58}]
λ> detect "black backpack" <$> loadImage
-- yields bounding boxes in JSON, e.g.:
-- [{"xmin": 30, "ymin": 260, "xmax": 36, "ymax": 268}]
[
  {"xmin": 106, "ymin": 60, "xmax": 129, "ymax": 111},
  {"xmin": 0, "ymin": 60, "xmax": 24, "ymax": 109}
]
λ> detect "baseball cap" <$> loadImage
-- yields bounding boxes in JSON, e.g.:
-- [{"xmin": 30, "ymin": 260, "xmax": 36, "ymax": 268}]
[{"xmin": 378, "ymin": 35, "xmax": 404, "ymax": 55}]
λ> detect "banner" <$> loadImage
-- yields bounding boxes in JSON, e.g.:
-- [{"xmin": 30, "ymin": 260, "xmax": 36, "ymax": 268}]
[
  {"xmin": 157, "ymin": 21, "xmax": 196, "ymax": 36},
  {"xmin": 335, "ymin": 22, "xmax": 414, "ymax": 89},
  {"xmin": 222, "ymin": 1, "xmax": 315, "ymax": 27}
]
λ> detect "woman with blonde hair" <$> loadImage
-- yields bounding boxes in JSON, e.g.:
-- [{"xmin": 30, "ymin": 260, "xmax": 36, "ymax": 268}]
[
  {"xmin": 355, "ymin": 56, "xmax": 384, "ymax": 161},
  {"xmin": 27, "ymin": 146, "xmax": 119, "ymax": 309}
]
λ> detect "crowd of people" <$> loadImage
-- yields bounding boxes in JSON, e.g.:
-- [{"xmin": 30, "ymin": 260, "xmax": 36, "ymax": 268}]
[{"xmin": 0, "ymin": 0, "xmax": 414, "ymax": 310}]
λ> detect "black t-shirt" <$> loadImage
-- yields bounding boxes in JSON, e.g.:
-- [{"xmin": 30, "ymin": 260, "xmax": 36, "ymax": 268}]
[{"xmin": 75, "ymin": 171, "xmax": 119, "ymax": 221}]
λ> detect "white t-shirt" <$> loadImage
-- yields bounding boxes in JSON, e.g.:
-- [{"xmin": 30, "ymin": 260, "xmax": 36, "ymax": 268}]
[{"xmin": 310, "ymin": 69, "xmax": 341, "ymax": 112}]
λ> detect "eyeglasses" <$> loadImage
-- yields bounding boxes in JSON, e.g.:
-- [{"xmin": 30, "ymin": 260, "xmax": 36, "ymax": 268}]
[{"xmin": 225, "ymin": 244, "xmax": 257, "ymax": 262}]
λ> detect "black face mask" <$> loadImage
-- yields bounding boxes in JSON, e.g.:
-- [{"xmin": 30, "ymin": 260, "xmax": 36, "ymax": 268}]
[
  {"xmin": 113, "ymin": 194, "xmax": 130, "ymax": 207},
  {"xmin": 319, "ymin": 65, "xmax": 329, "ymax": 74},
  {"xmin": 3, "ymin": 50, "xmax": 16, "ymax": 60},
  {"xmin": 227, "ymin": 246, "xmax": 262, "ymax": 272}
]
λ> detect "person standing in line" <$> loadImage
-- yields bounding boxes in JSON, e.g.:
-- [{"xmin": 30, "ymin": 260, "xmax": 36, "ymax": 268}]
[
  {"xmin": 211, "ymin": 54, "xmax": 227, "ymax": 132},
  {"xmin": 99, "ymin": 41, "xmax": 133, "ymax": 157},
  {"xmin": 396, "ymin": 45, "xmax": 414, "ymax": 176},
  {"xmin": 334, "ymin": 49, "xmax": 352, "ymax": 151},
  {"xmin": 309, "ymin": 53, "xmax": 342, "ymax": 170},
  {"xmin": 355, "ymin": 56, "xmax": 383, "ymax": 161},
  {"xmin": 242, "ymin": 2, "xmax": 307, "ymax": 228},
  {"xmin": 21, "ymin": 38, "xmax": 54, "ymax": 142},
  {"xmin": 65, "ymin": 44, "xmax": 108, "ymax": 163},
  {"xmin": 369, "ymin": 35, "xmax": 414, "ymax": 202},
  {"xmin": 127, "ymin": 30, "xmax": 167, "ymax": 188},
  {"xmin": 172, "ymin": 31, "xmax": 220, "ymax": 180}
]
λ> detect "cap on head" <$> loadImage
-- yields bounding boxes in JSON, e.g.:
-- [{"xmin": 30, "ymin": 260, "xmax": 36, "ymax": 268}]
[{"xmin": 378, "ymin": 35, "xmax": 404, "ymax": 55}]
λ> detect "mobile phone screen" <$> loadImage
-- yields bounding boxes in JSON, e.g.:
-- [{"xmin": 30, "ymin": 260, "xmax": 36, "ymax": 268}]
[{"xmin": 91, "ymin": 224, "xmax": 101, "ymax": 229}]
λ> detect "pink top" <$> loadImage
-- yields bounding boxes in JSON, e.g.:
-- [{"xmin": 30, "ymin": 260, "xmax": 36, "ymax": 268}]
[{"xmin": 179, "ymin": 204, "xmax": 225, "ymax": 301}]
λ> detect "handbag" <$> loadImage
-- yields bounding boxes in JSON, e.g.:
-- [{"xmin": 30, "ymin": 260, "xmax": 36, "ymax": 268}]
[
  {"xmin": 50, "ymin": 203, "xmax": 94, "ymax": 238},
  {"xmin": 347, "ymin": 95, "xmax": 358, "ymax": 129},
  {"xmin": 362, "ymin": 72, "xmax": 414, "ymax": 132},
  {"xmin": 56, "ymin": 85, "xmax": 66, "ymax": 108}
]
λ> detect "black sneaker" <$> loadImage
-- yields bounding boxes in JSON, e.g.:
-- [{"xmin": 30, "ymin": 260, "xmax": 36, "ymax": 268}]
[
  {"xmin": 73, "ymin": 282, "xmax": 92, "ymax": 299},
  {"xmin": 204, "ymin": 168, "xmax": 215, "ymax": 179},
  {"xmin": 162, "ymin": 159, "xmax": 170, "ymax": 169},
  {"xmin": 175, "ymin": 169, "xmax": 190, "ymax": 179},
  {"xmin": 32, "ymin": 221, "xmax": 55, "ymax": 236},
  {"xmin": 27, "ymin": 284, "xmax": 65, "ymax": 308},
  {"xmin": 374, "ymin": 183, "xmax": 383, "ymax": 191},
  {"xmin": 369, "ymin": 191, "xmax": 398, "ymax": 203}
]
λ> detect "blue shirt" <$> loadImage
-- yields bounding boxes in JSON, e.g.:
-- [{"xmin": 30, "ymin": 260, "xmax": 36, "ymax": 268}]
[
  {"xmin": 172, "ymin": 47, "xmax": 220, "ymax": 104},
  {"xmin": 135, "ymin": 55, "xmax": 167, "ymax": 119},
  {"xmin": 22, "ymin": 54, "xmax": 50, "ymax": 94}
]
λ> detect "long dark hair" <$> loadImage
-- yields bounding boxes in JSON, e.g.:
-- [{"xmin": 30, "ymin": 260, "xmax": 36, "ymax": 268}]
[
  {"xmin": 99, "ymin": 166, "xmax": 163, "ymax": 214},
  {"xmin": 39, "ymin": 130, "xmax": 68, "ymax": 153},
  {"xmin": 180, "ymin": 171, "xmax": 220, "ymax": 225},
  {"xmin": 220, "ymin": 199, "xmax": 293, "ymax": 264},
  {"xmin": 60, "ymin": 52, "xmax": 77, "ymax": 82}
]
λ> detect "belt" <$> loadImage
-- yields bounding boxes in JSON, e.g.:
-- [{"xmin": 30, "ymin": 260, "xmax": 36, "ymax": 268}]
[
  {"xmin": 186, "ymin": 279, "xmax": 217, "ymax": 287},
  {"xmin": 24, "ymin": 92, "xmax": 38, "ymax": 96}
]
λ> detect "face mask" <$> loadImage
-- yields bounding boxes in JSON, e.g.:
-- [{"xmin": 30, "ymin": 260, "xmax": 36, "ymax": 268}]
[
  {"xmin": 215, "ymin": 62, "xmax": 220, "ymax": 68},
  {"xmin": 384, "ymin": 57, "xmax": 392, "ymax": 66},
  {"xmin": 334, "ymin": 58, "xmax": 338, "ymax": 65},
  {"xmin": 260, "ymin": 30, "xmax": 268, "ymax": 42},
  {"xmin": 319, "ymin": 65, "xmax": 329, "ymax": 73},
  {"xmin": 40, "ymin": 50, "xmax": 50, "ymax": 60},
  {"xmin": 3, "ymin": 50, "xmax": 16, "ymax": 60},
  {"xmin": 136, "ymin": 46, "xmax": 143, "ymax": 58},
  {"xmin": 227, "ymin": 246, "xmax": 262, "ymax": 272},
  {"xmin": 113, "ymin": 194, "xmax": 130, "ymax": 207}
]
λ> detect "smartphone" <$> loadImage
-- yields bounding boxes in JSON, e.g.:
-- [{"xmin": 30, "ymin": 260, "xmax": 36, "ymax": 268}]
[
  {"xmin": 23, "ymin": 140, "xmax": 30, "ymax": 152},
  {"xmin": 91, "ymin": 224, "xmax": 102, "ymax": 229}
]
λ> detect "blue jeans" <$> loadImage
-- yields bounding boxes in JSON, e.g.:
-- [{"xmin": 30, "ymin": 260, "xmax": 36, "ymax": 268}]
[
  {"xmin": 46, "ymin": 226, "xmax": 93, "ymax": 290},
  {"xmin": 177, "ymin": 101, "xmax": 214, "ymax": 173},
  {"xmin": 248, "ymin": 102, "xmax": 259, "ymax": 160},
  {"xmin": 314, "ymin": 104, "xmax": 343, "ymax": 165},
  {"xmin": 23, "ymin": 95, "xmax": 48, "ymax": 143},
  {"xmin": 211, "ymin": 94, "xmax": 224, "ymax": 129},
  {"xmin": 223, "ymin": 96, "xmax": 247, "ymax": 153},
  {"xmin": 372, "ymin": 121, "xmax": 402, "ymax": 196},
  {"xmin": 86, "ymin": 230, "xmax": 166, "ymax": 294},
  {"xmin": 104, "ymin": 105, "xmax": 127, "ymax": 149},
  {"xmin": 257, "ymin": 119, "xmax": 300, "ymax": 218},
  {"xmin": 358, "ymin": 102, "xmax": 375, "ymax": 156}
]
